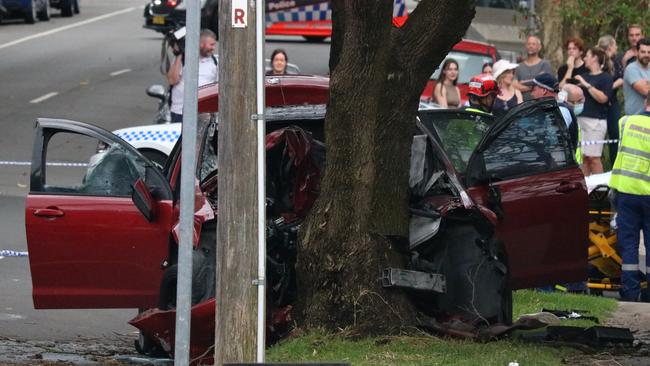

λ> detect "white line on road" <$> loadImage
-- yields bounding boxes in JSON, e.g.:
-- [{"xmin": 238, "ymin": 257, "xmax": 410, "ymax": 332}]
[
  {"xmin": 0, "ymin": 7, "xmax": 136, "ymax": 51},
  {"xmin": 29, "ymin": 92, "xmax": 59, "ymax": 104},
  {"xmin": 110, "ymin": 68, "xmax": 132, "ymax": 77}
]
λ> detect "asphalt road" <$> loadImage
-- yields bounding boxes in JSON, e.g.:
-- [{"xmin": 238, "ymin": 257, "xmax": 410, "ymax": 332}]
[{"xmin": 0, "ymin": 0, "xmax": 330, "ymax": 359}]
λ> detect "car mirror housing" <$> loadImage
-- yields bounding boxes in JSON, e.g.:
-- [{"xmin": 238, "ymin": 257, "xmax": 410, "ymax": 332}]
[
  {"xmin": 146, "ymin": 84, "xmax": 167, "ymax": 102},
  {"xmin": 132, "ymin": 178, "xmax": 156, "ymax": 222}
]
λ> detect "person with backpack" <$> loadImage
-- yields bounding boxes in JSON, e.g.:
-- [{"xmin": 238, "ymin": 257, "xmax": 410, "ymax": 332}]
[{"xmin": 167, "ymin": 29, "xmax": 219, "ymax": 123}]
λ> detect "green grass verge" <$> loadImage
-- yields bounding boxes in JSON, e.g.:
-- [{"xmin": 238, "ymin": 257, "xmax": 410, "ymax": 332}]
[{"xmin": 266, "ymin": 290, "xmax": 618, "ymax": 366}]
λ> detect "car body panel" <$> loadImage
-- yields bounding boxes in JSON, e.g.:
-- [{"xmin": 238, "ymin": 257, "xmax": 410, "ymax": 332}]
[
  {"xmin": 420, "ymin": 98, "xmax": 589, "ymax": 289},
  {"xmin": 26, "ymin": 196, "xmax": 174, "ymax": 309},
  {"xmin": 26, "ymin": 119, "xmax": 175, "ymax": 309}
]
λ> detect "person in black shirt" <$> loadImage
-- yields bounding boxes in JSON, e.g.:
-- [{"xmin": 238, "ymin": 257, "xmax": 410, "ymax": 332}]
[
  {"xmin": 574, "ymin": 47, "xmax": 613, "ymax": 176},
  {"xmin": 598, "ymin": 35, "xmax": 624, "ymax": 164},
  {"xmin": 558, "ymin": 37, "xmax": 588, "ymax": 89}
]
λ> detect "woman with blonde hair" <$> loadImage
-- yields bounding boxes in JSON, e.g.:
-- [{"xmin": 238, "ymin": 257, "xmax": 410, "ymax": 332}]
[
  {"xmin": 492, "ymin": 59, "xmax": 523, "ymax": 117},
  {"xmin": 598, "ymin": 34, "xmax": 624, "ymax": 163},
  {"xmin": 433, "ymin": 59, "xmax": 462, "ymax": 108}
]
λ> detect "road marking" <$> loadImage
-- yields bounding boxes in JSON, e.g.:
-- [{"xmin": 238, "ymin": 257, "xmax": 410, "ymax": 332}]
[
  {"xmin": 0, "ymin": 7, "xmax": 136, "ymax": 51},
  {"xmin": 0, "ymin": 161, "xmax": 89, "ymax": 167},
  {"xmin": 29, "ymin": 92, "xmax": 59, "ymax": 104},
  {"xmin": 110, "ymin": 68, "xmax": 132, "ymax": 77}
]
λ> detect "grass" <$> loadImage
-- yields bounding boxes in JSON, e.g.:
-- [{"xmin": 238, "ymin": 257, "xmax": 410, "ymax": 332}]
[{"xmin": 266, "ymin": 290, "xmax": 618, "ymax": 366}]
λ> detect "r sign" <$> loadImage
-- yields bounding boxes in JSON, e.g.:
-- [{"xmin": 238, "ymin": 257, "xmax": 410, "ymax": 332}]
[{"xmin": 232, "ymin": 0, "xmax": 247, "ymax": 28}]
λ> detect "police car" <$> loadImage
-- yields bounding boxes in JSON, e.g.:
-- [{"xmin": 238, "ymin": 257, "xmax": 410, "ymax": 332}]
[{"xmin": 111, "ymin": 122, "xmax": 181, "ymax": 168}]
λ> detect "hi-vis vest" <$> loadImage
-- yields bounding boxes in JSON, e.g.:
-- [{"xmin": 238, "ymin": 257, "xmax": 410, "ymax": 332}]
[{"xmin": 609, "ymin": 114, "xmax": 650, "ymax": 195}]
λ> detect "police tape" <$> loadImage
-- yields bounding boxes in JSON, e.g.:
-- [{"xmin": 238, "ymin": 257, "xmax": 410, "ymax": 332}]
[
  {"xmin": 0, "ymin": 161, "xmax": 89, "ymax": 167},
  {"xmin": 0, "ymin": 250, "xmax": 28, "ymax": 257},
  {"xmin": 579, "ymin": 139, "xmax": 619, "ymax": 146}
]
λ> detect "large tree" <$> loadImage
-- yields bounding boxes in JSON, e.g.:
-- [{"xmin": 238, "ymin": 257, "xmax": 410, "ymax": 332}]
[{"xmin": 295, "ymin": 0, "xmax": 477, "ymax": 332}]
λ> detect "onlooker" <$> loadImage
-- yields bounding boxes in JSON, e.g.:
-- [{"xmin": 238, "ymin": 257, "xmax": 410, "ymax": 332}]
[
  {"xmin": 574, "ymin": 47, "xmax": 613, "ymax": 176},
  {"xmin": 267, "ymin": 48, "xmax": 289, "ymax": 76},
  {"xmin": 466, "ymin": 73, "xmax": 499, "ymax": 114},
  {"xmin": 433, "ymin": 59, "xmax": 462, "ymax": 108},
  {"xmin": 619, "ymin": 24, "xmax": 645, "ymax": 67},
  {"xmin": 623, "ymin": 38, "xmax": 650, "ymax": 115},
  {"xmin": 167, "ymin": 29, "xmax": 218, "ymax": 123},
  {"xmin": 530, "ymin": 72, "xmax": 559, "ymax": 99},
  {"xmin": 598, "ymin": 35, "xmax": 625, "ymax": 163},
  {"xmin": 608, "ymin": 93, "xmax": 650, "ymax": 302},
  {"xmin": 558, "ymin": 37, "xmax": 588, "ymax": 88},
  {"xmin": 514, "ymin": 35, "xmax": 553, "ymax": 100},
  {"xmin": 482, "ymin": 62, "xmax": 493, "ymax": 75},
  {"xmin": 492, "ymin": 59, "xmax": 522, "ymax": 117},
  {"xmin": 559, "ymin": 84, "xmax": 585, "ymax": 148}
]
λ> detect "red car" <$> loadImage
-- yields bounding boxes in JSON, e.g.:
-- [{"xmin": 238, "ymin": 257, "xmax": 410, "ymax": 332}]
[
  {"xmin": 420, "ymin": 39, "xmax": 498, "ymax": 105},
  {"xmin": 25, "ymin": 76, "xmax": 587, "ymax": 361}
]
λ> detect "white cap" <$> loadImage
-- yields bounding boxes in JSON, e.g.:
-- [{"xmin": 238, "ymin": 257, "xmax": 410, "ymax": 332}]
[{"xmin": 492, "ymin": 59, "xmax": 518, "ymax": 80}]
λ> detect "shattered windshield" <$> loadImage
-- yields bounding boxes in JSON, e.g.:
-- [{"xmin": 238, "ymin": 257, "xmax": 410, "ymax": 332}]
[{"xmin": 418, "ymin": 111, "xmax": 494, "ymax": 173}]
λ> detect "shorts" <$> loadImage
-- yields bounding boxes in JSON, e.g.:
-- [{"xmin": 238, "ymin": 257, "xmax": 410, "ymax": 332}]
[{"xmin": 578, "ymin": 116, "xmax": 607, "ymax": 157}]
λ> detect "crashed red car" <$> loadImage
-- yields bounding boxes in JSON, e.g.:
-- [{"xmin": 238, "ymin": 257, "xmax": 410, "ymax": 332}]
[{"xmin": 26, "ymin": 73, "xmax": 588, "ymax": 362}]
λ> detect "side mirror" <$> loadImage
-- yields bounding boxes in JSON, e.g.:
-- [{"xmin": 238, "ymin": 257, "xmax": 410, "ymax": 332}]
[
  {"xmin": 146, "ymin": 84, "xmax": 167, "ymax": 102},
  {"xmin": 132, "ymin": 178, "xmax": 156, "ymax": 222}
]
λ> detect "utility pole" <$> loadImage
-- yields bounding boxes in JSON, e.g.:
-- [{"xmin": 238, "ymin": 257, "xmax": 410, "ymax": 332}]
[{"xmin": 215, "ymin": 0, "xmax": 265, "ymax": 364}]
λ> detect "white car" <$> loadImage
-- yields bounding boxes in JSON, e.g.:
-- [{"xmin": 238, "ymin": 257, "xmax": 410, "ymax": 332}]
[{"xmin": 112, "ymin": 123, "xmax": 181, "ymax": 168}]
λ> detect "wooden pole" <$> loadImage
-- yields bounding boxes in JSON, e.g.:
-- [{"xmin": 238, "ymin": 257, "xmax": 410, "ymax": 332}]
[{"xmin": 214, "ymin": 0, "xmax": 259, "ymax": 363}]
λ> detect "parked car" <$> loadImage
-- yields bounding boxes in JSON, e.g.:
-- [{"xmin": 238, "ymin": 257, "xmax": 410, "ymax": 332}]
[
  {"xmin": 49, "ymin": 0, "xmax": 77, "ymax": 17},
  {"xmin": 143, "ymin": 0, "xmax": 217, "ymax": 34},
  {"xmin": 25, "ymin": 75, "xmax": 587, "ymax": 361},
  {"xmin": 420, "ymin": 39, "xmax": 498, "ymax": 105},
  {"xmin": 0, "ymin": 0, "xmax": 49, "ymax": 23}
]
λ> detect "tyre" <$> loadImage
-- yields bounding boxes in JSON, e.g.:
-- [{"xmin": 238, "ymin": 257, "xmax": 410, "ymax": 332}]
[
  {"xmin": 37, "ymin": 0, "xmax": 50, "ymax": 21},
  {"xmin": 303, "ymin": 36, "xmax": 326, "ymax": 43},
  {"xmin": 72, "ymin": 0, "xmax": 79, "ymax": 14},
  {"xmin": 139, "ymin": 149, "xmax": 168, "ymax": 170},
  {"xmin": 24, "ymin": 0, "xmax": 37, "ymax": 23},
  {"xmin": 421, "ymin": 223, "xmax": 512, "ymax": 325},
  {"xmin": 157, "ymin": 243, "xmax": 215, "ymax": 310},
  {"xmin": 61, "ymin": 0, "xmax": 72, "ymax": 17}
]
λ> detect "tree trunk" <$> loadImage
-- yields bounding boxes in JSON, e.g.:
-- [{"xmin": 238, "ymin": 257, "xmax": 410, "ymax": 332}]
[
  {"xmin": 295, "ymin": 0, "xmax": 476, "ymax": 334},
  {"xmin": 536, "ymin": 0, "xmax": 578, "ymax": 70}
]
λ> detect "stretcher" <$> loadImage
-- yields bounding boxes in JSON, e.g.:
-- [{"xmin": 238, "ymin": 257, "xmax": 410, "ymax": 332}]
[{"xmin": 586, "ymin": 173, "xmax": 647, "ymax": 293}]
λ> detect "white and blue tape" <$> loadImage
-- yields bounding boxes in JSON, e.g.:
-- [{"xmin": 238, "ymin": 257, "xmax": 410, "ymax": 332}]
[
  {"xmin": 0, "ymin": 250, "xmax": 28, "ymax": 257},
  {"xmin": 0, "ymin": 161, "xmax": 89, "ymax": 167}
]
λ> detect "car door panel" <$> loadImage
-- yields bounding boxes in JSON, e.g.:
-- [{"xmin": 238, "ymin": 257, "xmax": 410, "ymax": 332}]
[
  {"xmin": 26, "ymin": 119, "xmax": 174, "ymax": 309},
  {"xmin": 466, "ymin": 99, "xmax": 589, "ymax": 289}
]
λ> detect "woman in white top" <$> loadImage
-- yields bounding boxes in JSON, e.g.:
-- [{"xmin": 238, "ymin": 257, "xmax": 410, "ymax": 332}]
[{"xmin": 492, "ymin": 59, "xmax": 523, "ymax": 118}]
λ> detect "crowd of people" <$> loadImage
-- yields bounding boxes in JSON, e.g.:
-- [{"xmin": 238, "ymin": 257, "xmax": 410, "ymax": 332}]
[{"xmin": 431, "ymin": 25, "xmax": 649, "ymax": 177}]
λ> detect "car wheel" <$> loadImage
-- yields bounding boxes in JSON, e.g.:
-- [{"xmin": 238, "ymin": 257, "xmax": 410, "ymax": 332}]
[
  {"xmin": 61, "ymin": 0, "xmax": 72, "ymax": 17},
  {"xmin": 73, "ymin": 0, "xmax": 79, "ymax": 14},
  {"xmin": 138, "ymin": 149, "xmax": 168, "ymax": 170},
  {"xmin": 157, "ymin": 246, "xmax": 214, "ymax": 310},
  {"xmin": 24, "ymin": 0, "xmax": 37, "ymax": 23},
  {"xmin": 303, "ymin": 36, "xmax": 326, "ymax": 43},
  {"xmin": 429, "ymin": 223, "xmax": 511, "ymax": 325},
  {"xmin": 37, "ymin": 0, "xmax": 50, "ymax": 21}
]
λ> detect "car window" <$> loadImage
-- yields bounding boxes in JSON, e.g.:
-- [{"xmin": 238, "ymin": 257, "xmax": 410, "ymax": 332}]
[
  {"xmin": 419, "ymin": 111, "xmax": 493, "ymax": 173},
  {"xmin": 42, "ymin": 131, "xmax": 145, "ymax": 196},
  {"xmin": 430, "ymin": 51, "xmax": 494, "ymax": 84},
  {"xmin": 482, "ymin": 107, "xmax": 572, "ymax": 180}
]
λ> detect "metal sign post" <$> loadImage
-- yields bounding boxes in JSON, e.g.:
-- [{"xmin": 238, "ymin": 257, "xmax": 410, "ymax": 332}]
[
  {"xmin": 255, "ymin": 0, "xmax": 266, "ymax": 361},
  {"xmin": 175, "ymin": 0, "xmax": 201, "ymax": 363}
]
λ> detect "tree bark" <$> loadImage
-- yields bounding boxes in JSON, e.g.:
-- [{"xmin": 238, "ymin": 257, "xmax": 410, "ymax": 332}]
[
  {"xmin": 536, "ymin": 0, "xmax": 578, "ymax": 70},
  {"xmin": 295, "ymin": 0, "xmax": 476, "ymax": 334}
]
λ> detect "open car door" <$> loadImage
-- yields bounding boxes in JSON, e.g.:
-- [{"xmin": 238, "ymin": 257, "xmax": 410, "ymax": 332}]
[
  {"xmin": 464, "ymin": 99, "xmax": 589, "ymax": 289},
  {"xmin": 25, "ymin": 119, "xmax": 174, "ymax": 309}
]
